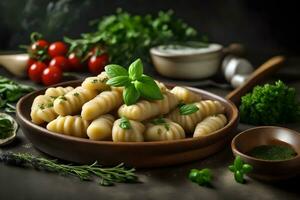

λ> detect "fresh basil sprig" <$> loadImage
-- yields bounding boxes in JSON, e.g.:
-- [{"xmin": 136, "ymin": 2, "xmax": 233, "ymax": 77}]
[
  {"xmin": 105, "ymin": 59, "xmax": 163, "ymax": 105},
  {"xmin": 119, "ymin": 117, "xmax": 131, "ymax": 129},
  {"xmin": 0, "ymin": 117, "xmax": 14, "ymax": 139},
  {"xmin": 179, "ymin": 103, "xmax": 199, "ymax": 115},
  {"xmin": 229, "ymin": 156, "xmax": 253, "ymax": 183}
]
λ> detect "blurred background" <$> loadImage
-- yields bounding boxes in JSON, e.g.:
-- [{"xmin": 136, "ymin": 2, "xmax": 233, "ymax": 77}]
[{"xmin": 0, "ymin": 0, "xmax": 299, "ymax": 66}]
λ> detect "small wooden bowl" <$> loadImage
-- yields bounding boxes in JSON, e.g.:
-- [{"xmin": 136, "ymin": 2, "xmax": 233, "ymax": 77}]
[
  {"xmin": 17, "ymin": 80, "xmax": 239, "ymax": 168},
  {"xmin": 231, "ymin": 126, "xmax": 300, "ymax": 181}
]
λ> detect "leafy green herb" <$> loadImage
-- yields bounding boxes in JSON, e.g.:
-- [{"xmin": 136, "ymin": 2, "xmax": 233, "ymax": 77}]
[
  {"xmin": 229, "ymin": 156, "xmax": 253, "ymax": 184},
  {"xmin": 91, "ymin": 79, "xmax": 98, "ymax": 84},
  {"xmin": 59, "ymin": 96, "xmax": 67, "ymax": 101},
  {"xmin": 106, "ymin": 76, "xmax": 131, "ymax": 87},
  {"xmin": 179, "ymin": 104, "xmax": 199, "ymax": 115},
  {"xmin": 134, "ymin": 75, "xmax": 163, "ymax": 100},
  {"xmin": 0, "ymin": 152, "xmax": 138, "ymax": 186},
  {"xmin": 128, "ymin": 59, "xmax": 143, "ymax": 80},
  {"xmin": 240, "ymin": 80, "xmax": 300, "ymax": 125},
  {"xmin": 151, "ymin": 117, "xmax": 170, "ymax": 131},
  {"xmin": 0, "ymin": 76, "xmax": 33, "ymax": 113},
  {"xmin": 119, "ymin": 117, "xmax": 131, "ymax": 129},
  {"xmin": 0, "ymin": 117, "xmax": 14, "ymax": 139},
  {"xmin": 64, "ymin": 9, "xmax": 202, "ymax": 66},
  {"xmin": 73, "ymin": 92, "xmax": 80, "ymax": 97},
  {"xmin": 105, "ymin": 59, "xmax": 163, "ymax": 105},
  {"xmin": 105, "ymin": 64, "xmax": 128, "ymax": 78},
  {"xmin": 123, "ymin": 84, "xmax": 140, "ymax": 106},
  {"xmin": 188, "ymin": 168, "xmax": 212, "ymax": 186}
]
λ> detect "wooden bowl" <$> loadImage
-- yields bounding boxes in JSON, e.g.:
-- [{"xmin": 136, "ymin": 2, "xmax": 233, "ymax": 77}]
[
  {"xmin": 16, "ymin": 80, "xmax": 239, "ymax": 168},
  {"xmin": 231, "ymin": 126, "xmax": 300, "ymax": 181}
]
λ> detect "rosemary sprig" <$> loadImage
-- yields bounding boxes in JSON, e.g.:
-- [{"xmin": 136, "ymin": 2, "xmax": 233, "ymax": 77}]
[{"xmin": 0, "ymin": 152, "xmax": 138, "ymax": 186}]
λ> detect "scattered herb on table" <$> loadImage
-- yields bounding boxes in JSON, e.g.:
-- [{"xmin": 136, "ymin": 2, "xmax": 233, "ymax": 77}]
[
  {"xmin": 64, "ymin": 9, "xmax": 204, "ymax": 66},
  {"xmin": 247, "ymin": 145, "xmax": 297, "ymax": 161},
  {"xmin": 228, "ymin": 156, "xmax": 253, "ymax": 184},
  {"xmin": 105, "ymin": 58, "xmax": 163, "ymax": 105},
  {"xmin": 0, "ymin": 152, "xmax": 138, "ymax": 186},
  {"xmin": 0, "ymin": 76, "xmax": 34, "ymax": 113},
  {"xmin": 239, "ymin": 80, "xmax": 300, "ymax": 125},
  {"xmin": 188, "ymin": 168, "xmax": 213, "ymax": 186}
]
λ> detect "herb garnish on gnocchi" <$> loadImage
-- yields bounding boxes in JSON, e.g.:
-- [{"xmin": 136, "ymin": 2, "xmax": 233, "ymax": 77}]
[{"xmin": 30, "ymin": 59, "xmax": 228, "ymax": 142}]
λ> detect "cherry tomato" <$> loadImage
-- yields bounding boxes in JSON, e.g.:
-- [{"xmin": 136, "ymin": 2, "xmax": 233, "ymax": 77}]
[
  {"xmin": 48, "ymin": 42, "xmax": 68, "ymax": 58},
  {"xmin": 49, "ymin": 56, "xmax": 70, "ymax": 71},
  {"xmin": 27, "ymin": 58, "xmax": 37, "ymax": 68},
  {"xmin": 68, "ymin": 53, "xmax": 83, "ymax": 71},
  {"xmin": 42, "ymin": 66, "xmax": 62, "ymax": 86},
  {"xmin": 88, "ymin": 53, "xmax": 109, "ymax": 74},
  {"xmin": 31, "ymin": 40, "xmax": 49, "ymax": 51},
  {"xmin": 28, "ymin": 61, "xmax": 47, "ymax": 83}
]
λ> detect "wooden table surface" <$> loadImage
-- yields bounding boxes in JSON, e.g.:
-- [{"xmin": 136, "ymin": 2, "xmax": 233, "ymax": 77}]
[{"xmin": 0, "ymin": 64, "xmax": 300, "ymax": 200}]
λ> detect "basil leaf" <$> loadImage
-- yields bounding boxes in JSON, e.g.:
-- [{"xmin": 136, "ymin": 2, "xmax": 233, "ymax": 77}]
[
  {"xmin": 105, "ymin": 64, "xmax": 128, "ymax": 78},
  {"xmin": 128, "ymin": 59, "xmax": 143, "ymax": 80},
  {"xmin": 106, "ymin": 76, "xmax": 131, "ymax": 87},
  {"xmin": 119, "ymin": 117, "xmax": 131, "ymax": 129},
  {"xmin": 134, "ymin": 75, "xmax": 163, "ymax": 100},
  {"xmin": 179, "ymin": 104, "xmax": 199, "ymax": 115},
  {"xmin": 151, "ymin": 117, "xmax": 170, "ymax": 130},
  {"xmin": 123, "ymin": 84, "xmax": 140, "ymax": 105}
]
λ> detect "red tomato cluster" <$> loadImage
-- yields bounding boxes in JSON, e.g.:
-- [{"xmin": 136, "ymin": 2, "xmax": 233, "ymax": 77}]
[{"xmin": 27, "ymin": 38, "xmax": 109, "ymax": 86}]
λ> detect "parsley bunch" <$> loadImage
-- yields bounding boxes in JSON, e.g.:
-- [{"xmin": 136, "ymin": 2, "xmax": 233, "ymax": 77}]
[
  {"xmin": 65, "ymin": 9, "xmax": 201, "ymax": 66},
  {"xmin": 240, "ymin": 80, "xmax": 300, "ymax": 125}
]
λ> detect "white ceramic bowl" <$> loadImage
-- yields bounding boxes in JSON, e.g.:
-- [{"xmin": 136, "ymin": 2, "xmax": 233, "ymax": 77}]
[{"xmin": 150, "ymin": 43, "xmax": 223, "ymax": 79}]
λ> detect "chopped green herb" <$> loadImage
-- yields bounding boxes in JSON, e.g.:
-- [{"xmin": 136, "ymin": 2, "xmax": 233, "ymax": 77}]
[
  {"xmin": 91, "ymin": 79, "xmax": 98, "ymax": 83},
  {"xmin": 73, "ymin": 92, "xmax": 80, "ymax": 97},
  {"xmin": 151, "ymin": 117, "xmax": 170, "ymax": 131},
  {"xmin": 179, "ymin": 104, "xmax": 199, "ymax": 115},
  {"xmin": 119, "ymin": 117, "xmax": 131, "ymax": 129},
  {"xmin": 247, "ymin": 145, "xmax": 297, "ymax": 161},
  {"xmin": 38, "ymin": 104, "xmax": 45, "ymax": 110},
  {"xmin": 46, "ymin": 102, "xmax": 54, "ymax": 108},
  {"xmin": 59, "ymin": 96, "xmax": 67, "ymax": 101}
]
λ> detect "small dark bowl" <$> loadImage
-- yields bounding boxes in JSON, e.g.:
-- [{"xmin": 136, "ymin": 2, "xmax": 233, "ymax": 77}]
[
  {"xmin": 17, "ymin": 80, "xmax": 239, "ymax": 168},
  {"xmin": 232, "ymin": 126, "xmax": 300, "ymax": 181}
]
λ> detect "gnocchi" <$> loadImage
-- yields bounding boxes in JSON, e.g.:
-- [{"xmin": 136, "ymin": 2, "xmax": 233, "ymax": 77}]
[
  {"xmin": 87, "ymin": 114, "xmax": 115, "ymax": 140},
  {"xmin": 112, "ymin": 118, "xmax": 145, "ymax": 142},
  {"xmin": 81, "ymin": 90, "xmax": 123, "ymax": 120},
  {"xmin": 170, "ymin": 86, "xmax": 201, "ymax": 103},
  {"xmin": 145, "ymin": 118, "xmax": 185, "ymax": 141},
  {"xmin": 30, "ymin": 70, "xmax": 228, "ymax": 142},
  {"xmin": 167, "ymin": 100, "xmax": 225, "ymax": 133},
  {"xmin": 46, "ymin": 115, "xmax": 90, "ymax": 138},
  {"xmin": 53, "ymin": 87, "xmax": 97, "ymax": 116},
  {"xmin": 118, "ymin": 92, "xmax": 179, "ymax": 121},
  {"xmin": 193, "ymin": 114, "xmax": 227, "ymax": 137}
]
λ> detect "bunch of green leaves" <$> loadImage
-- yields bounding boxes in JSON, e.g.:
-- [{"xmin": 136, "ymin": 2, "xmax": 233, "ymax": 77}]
[
  {"xmin": 188, "ymin": 168, "xmax": 213, "ymax": 186},
  {"xmin": 0, "ymin": 76, "xmax": 34, "ymax": 113},
  {"xmin": 65, "ymin": 9, "xmax": 201, "ymax": 66},
  {"xmin": 0, "ymin": 152, "xmax": 138, "ymax": 186},
  {"xmin": 105, "ymin": 59, "xmax": 163, "ymax": 105},
  {"xmin": 240, "ymin": 80, "xmax": 300, "ymax": 125},
  {"xmin": 228, "ymin": 156, "xmax": 253, "ymax": 184}
]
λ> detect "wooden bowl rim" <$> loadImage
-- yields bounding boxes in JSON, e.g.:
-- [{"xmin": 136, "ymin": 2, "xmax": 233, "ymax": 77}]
[
  {"xmin": 17, "ymin": 80, "xmax": 239, "ymax": 146},
  {"xmin": 231, "ymin": 126, "xmax": 300, "ymax": 163}
]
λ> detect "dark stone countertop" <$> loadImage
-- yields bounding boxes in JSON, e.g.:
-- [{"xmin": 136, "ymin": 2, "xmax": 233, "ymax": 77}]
[{"xmin": 0, "ymin": 64, "xmax": 300, "ymax": 200}]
